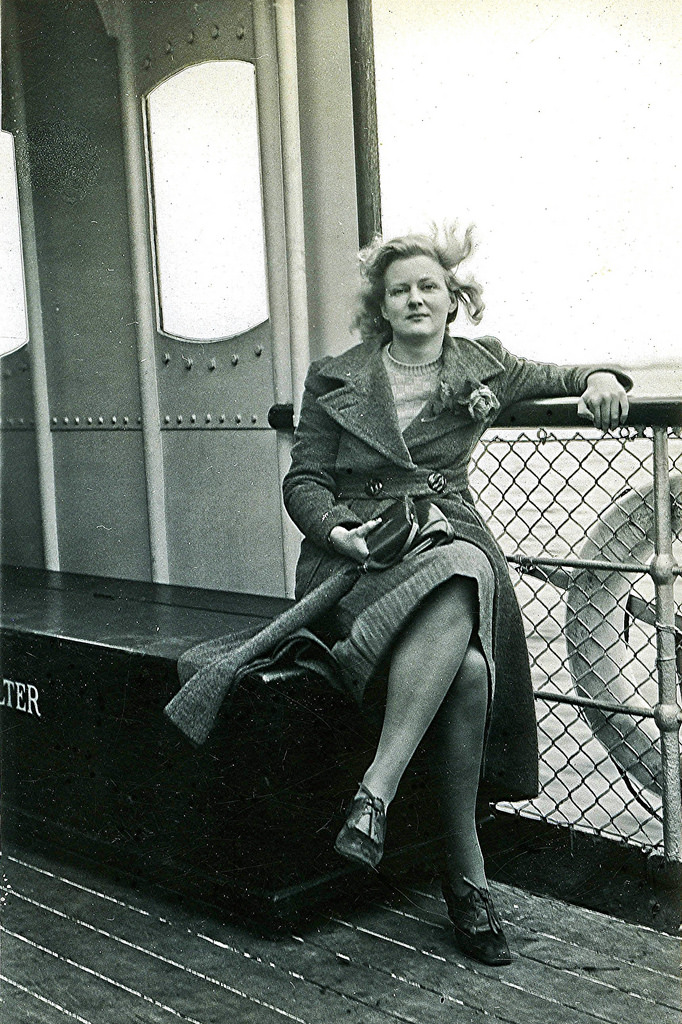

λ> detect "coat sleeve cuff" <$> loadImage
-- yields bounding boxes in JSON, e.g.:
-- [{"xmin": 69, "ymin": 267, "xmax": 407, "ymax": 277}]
[
  {"xmin": 320, "ymin": 505, "xmax": 363, "ymax": 546},
  {"xmin": 577, "ymin": 366, "xmax": 634, "ymax": 393}
]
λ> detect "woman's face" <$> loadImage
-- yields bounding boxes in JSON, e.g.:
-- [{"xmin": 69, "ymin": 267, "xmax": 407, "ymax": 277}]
[{"xmin": 381, "ymin": 255, "xmax": 455, "ymax": 348}]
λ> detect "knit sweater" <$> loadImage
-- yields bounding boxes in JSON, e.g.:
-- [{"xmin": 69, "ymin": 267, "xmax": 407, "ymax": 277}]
[{"xmin": 381, "ymin": 343, "xmax": 443, "ymax": 432}]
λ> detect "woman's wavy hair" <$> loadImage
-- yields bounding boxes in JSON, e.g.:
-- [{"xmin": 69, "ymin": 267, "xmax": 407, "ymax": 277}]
[{"xmin": 352, "ymin": 222, "xmax": 484, "ymax": 346}]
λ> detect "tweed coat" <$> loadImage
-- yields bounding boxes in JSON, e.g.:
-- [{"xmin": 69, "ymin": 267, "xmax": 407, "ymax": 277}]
[{"xmin": 282, "ymin": 333, "xmax": 632, "ymax": 801}]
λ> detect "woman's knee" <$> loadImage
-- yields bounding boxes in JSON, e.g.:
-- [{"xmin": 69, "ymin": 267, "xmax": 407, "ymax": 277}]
[
  {"xmin": 421, "ymin": 576, "xmax": 478, "ymax": 632},
  {"xmin": 454, "ymin": 644, "xmax": 488, "ymax": 703}
]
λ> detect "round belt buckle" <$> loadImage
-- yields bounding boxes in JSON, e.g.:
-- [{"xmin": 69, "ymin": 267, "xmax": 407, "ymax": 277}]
[
  {"xmin": 427, "ymin": 471, "xmax": 447, "ymax": 494},
  {"xmin": 365, "ymin": 477, "xmax": 383, "ymax": 497}
]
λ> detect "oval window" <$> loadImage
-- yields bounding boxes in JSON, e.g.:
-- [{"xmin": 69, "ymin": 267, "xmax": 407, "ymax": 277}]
[
  {"xmin": 0, "ymin": 131, "xmax": 28, "ymax": 357},
  {"xmin": 145, "ymin": 61, "xmax": 268, "ymax": 342}
]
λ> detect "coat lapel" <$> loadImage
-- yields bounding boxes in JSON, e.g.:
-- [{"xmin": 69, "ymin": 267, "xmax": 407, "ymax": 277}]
[
  {"xmin": 404, "ymin": 335, "xmax": 506, "ymax": 448},
  {"xmin": 316, "ymin": 343, "xmax": 415, "ymax": 468},
  {"xmin": 315, "ymin": 334, "xmax": 507, "ymax": 465}
]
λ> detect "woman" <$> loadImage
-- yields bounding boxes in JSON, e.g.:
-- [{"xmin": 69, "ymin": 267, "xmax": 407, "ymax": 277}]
[{"xmin": 282, "ymin": 224, "xmax": 631, "ymax": 966}]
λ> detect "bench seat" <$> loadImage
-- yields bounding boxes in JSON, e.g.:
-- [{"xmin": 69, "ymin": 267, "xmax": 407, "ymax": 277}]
[{"xmin": 0, "ymin": 565, "xmax": 436, "ymax": 928}]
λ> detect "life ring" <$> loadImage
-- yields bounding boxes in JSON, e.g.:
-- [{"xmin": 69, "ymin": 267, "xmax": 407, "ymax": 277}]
[{"xmin": 564, "ymin": 472, "xmax": 681, "ymax": 796}]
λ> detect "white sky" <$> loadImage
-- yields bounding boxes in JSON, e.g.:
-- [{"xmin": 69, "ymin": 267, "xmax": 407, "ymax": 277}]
[
  {"xmin": 1, "ymin": 2, "xmax": 680, "ymax": 372},
  {"xmin": 373, "ymin": 0, "xmax": 681, "ymax": 367}
]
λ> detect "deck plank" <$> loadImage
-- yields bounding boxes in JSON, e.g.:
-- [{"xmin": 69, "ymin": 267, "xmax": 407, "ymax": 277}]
[
  {"xmin": 3, "ymin": 856, "xmax": 507, "ymax": 1024},
  {"xmin": 377, "ymin": 882, "xmax": 679, "ymax": 1003},
  {"xmin": 342, "ymin": 896, "xmax": 678, "ymax": 1024},
  {"xmin": 0, "ymin": 929, "xmax": 175, "ymax": 1024},
  {"xmin": 2, "ymin": 847, "xmax": 678, "ymax": 1024},
  {"xmin": 0, "ymin": 972, "xmax": 92, "ymax": 1024},
  {"xmin": 2, "ymin": 895, "xmax": 308, "ymax": 1024}
]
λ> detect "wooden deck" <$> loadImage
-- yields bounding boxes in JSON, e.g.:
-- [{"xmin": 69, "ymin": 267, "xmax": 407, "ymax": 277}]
[{"xmin": 1, "ymin": 843, "xmax": 678, "ymax": 1024}]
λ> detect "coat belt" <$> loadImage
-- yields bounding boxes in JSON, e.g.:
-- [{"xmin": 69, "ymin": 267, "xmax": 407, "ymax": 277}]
[{"xmin": 336, "ymin": 467, "xmax": 464, "ymax": 500}]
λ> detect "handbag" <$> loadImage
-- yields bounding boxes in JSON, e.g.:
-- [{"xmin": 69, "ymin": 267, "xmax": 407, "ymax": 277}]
[
  {"xmin": 364, "ymin": 496, "xmax": 455, "ymax": 570},
  {"xmin": 364, "ymin": 495, "xmax": 419, "ymax": 570}
]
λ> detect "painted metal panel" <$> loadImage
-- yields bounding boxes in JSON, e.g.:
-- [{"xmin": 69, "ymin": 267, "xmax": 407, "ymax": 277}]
[
  {"xmin": 16, "ymin": 0, "xmax": 143, "ymax": 422},
  {"xmin": 129, "ymin": 0, "xmax": 256, "ymax": 94},
  {"xmin": 163, "ymin": 430, "xmax": 287, "ymax": 596},
  {"xmin": 52, "ymin": 432, "xmax": 151, "ymax": 581},
  {"xmin": 155, "ymin": 321, "xmax": 275, "ymax": 427},
  {"xmin": 0, "ymin": 349, "xmax": 33, "ymax": 428},
  {"xmin": 1, "ymin": 429, "xmax": 44, "ymax": 568}
]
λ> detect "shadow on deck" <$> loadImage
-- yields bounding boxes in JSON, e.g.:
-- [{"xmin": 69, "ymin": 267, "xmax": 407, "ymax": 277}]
[{"xmin": 1, "ymin": 842, "xmax": 679, "ymax": 1024}]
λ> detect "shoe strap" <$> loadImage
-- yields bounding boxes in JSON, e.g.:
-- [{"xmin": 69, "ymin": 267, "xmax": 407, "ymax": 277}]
[
  {"xmin": 353, "ymin": 785, "xmax": 385, "ymax": 841},
  {"xmin": 461, "ymin": 877, "xmax": 504, "ymax": 935}
]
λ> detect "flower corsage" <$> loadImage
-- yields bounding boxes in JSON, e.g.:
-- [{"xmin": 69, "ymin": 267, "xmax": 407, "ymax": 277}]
[
  {"xmin": 458, "ymin": 382, "xmax": 500, "ymax": 422},
  {"xmin": 427, "ymin": 379, "xmax": 500, "ymax": 423}
]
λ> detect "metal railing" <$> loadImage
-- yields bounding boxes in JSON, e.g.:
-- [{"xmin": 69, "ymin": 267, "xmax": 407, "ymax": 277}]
[
  {"xmin": 272, "ymin": 395, "xmax": 682, "ymax": 861},
  {"xmin": 475, "ymin": 397, "xmax": 682, "ymax": 862}
]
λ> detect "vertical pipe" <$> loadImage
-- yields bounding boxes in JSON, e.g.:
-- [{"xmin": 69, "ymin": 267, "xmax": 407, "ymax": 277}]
[
  {"xmin": 273, "ymin": 0, "xmax": 310, "ymax": 419},
  {"xmin": 347, "ymin": 0, "xmax": 382, "ymax": 247},
  {"xmin": 253, "ymin": 0, "xmax": 299, "ymax": 597},
  {"xmin": 651, "ymin": 426, "xmax": 681, "ymax": 862},
  {"xmin": 114, "ymin": 8, "xmax": 169, "ymax": 583},
  {"xmin": 3, "ymin": 0, "xmax": 59, "ymax": 569}
]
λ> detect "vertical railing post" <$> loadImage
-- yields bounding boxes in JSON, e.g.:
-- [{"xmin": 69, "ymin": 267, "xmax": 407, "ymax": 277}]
[{"xmin": 651, "ymin": 426, "xmax": 681, "ymax": 862}]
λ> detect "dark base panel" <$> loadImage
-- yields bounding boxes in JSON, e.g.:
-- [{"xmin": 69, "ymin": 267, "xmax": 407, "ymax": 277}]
[{"xmin": 480, "ymin": 810, "xmax": 680, "ymax": 936}]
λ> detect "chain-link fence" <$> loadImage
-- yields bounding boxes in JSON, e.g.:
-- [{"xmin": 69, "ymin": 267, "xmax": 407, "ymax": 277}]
[{"xmin": 470, "ymin": 416, "xmax": 681, "ymax": 859}]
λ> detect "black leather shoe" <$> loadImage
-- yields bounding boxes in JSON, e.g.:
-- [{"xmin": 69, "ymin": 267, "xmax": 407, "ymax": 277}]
[
  {"xmin": 442, "ymin": 876, "xmax": 512, "ymax": 966},
  {"xmin": 334, "ymin": 784, "xmax": 386, "ymax": 869}
]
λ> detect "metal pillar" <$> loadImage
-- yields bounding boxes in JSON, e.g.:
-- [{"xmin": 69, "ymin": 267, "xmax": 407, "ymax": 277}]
[
  {"xmin": 113, "ymin": 7, "xmax": 169, "ymax": 583},
  {"xmin": 651, "ymin": 426, "xmax": 681, "ymax": 862},
  {"xmin": 253, "ymin": 0, "xmax": 299, "ymax": 597},
  {"xmin": 3, "ymin": 0, "xmax": 59, "ymax": 570}
]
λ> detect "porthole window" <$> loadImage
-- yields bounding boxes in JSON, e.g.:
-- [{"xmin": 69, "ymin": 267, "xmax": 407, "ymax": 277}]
[{"xmin": 145, "ymin": 60, "xmax": 268, "ymax": 342}]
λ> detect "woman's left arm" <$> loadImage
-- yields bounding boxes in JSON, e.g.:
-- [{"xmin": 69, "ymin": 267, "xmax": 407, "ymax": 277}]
[{"xmin": 484, "ymin": 337, "xmax": 633, "ymax": 430}]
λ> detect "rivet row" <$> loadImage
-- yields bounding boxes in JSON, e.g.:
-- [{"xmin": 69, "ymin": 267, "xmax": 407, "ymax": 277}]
[
  {"xmin": 141, "ymin": 22, "xmax": 247, "ymax": 68},
  {"xmin": 161, "ymin": 348, "xmax": 264, "ymax": 368},
  {"xmin": 28, "ymin": 414, "xmax": 262, "ymax": 430}
]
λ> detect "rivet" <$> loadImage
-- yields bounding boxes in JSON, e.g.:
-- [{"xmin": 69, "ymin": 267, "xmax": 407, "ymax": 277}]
[
  {"xmin": 165, "ymin": 40, "xmax": 173, "ymax": 54},
  {"xmin": 190, "ymin": 413, "xmax": 197, "ymax": 424},
  {"xmin": 211, "ymin": 24, "xmax": 219, "ymax": 38},
  {"xmin": 187, "ymin": 30, "xmax": 195, "ymax": 43},
  {"xmin": 111, "ymin": 416, "xmax": 117, "ymax": 425},
  {"xmin": 8, "ymin": 418, "xmax": 14, "ymax": 427},
  {"xmin": 123, "ymin": 416, "xmax": 129, "ymax": 425},
  {"xmin": 163, "ymin": 352, "xmax": 171, "ymax": 364},
  {"xmin": 52, "ymin": 417, "xmax": 58, "ymax": 425},
  {"xmin": 98, "ymin": 416, "xmax": 104, "ymax": 425},
  {"xmin": 209, "ymin": 358, "xmax": 216, "ymax": 371},
  {"xmin": 177, "ymin": 415, "xmax": 183, "ymax": 424},
  {"xmin": 63, "ymin": 416, "xmax": 69, "ymax": 425},
  {"xmin": 143, "ymin": 56, "xmax": 151, "ymax": 69},
  {"xmin": 137, "ymin": 416, "xmax": 142, "ymax": 424},
  {"xmin": 206, "ymin": 413, "xmax": 212, "ymax": 423},
  {"xmin": 87, "ymin": 417, "xmax": 93, "ymax": 425},
  {"xmin": 235, "ymin": 414, "xmax": 242, "ymax": 424},
  {"xmin": 231, "ymin": 354, "xmax": 239, "ymax": 366},
  {"xmin": 19, "ymin": 417, "xmax": 24, "ymax": 426},
  {"xmin": 182, "ymin": 355, "xmax": 193, "ymax": 370},
  {"xmin": 219, "ymin": 414, "xmax": 225, "ymax": 423},
  {"xmin": 74, "ymin": 416, "xmax": 80, "ymax": 425},
  {"xmin": 164, "ymin": 415, "xmax": 171, "ymax": 424},
  {"xmin": 254, "ymin": 345, "xmax": 263, "ymax": 356},
  {"xmin": 236, "ymin": 24, "xmax": 245, "ymax": 39},
  {"xmin": 251, "ymin": 414, "xmax": 258, "ymax": 424}
]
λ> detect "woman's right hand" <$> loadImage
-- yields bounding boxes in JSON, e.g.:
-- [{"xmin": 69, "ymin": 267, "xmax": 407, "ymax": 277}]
[{"xmin": 329, "ymin": 519, "xmax": 382, "ymax": 564}]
